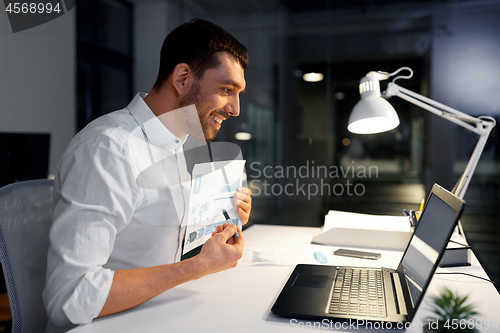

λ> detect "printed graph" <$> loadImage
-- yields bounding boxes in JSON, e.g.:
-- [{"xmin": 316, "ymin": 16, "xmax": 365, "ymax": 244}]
[{"xmin": 219, "ymin": 178, "xmax": 240, "ymax": 193}]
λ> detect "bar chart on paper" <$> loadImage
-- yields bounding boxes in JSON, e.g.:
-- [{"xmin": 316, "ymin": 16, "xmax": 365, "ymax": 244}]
[{"xmin": 184, "ymin": 160, "xmax": 246, "ymax": 254}]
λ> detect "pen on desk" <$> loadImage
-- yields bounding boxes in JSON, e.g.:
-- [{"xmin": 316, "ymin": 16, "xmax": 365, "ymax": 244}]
[
  {"xmin": 419, "ymin": 198, "xmax": 425, "ymax": 212},
  {"xmin": 222, "ymin": 209, "xmax": 239, "ymax": 239},
  {"xmin": 418, "ymin": 199, "xmax": 425, "ymax": 220},
  {"xmin": 410, "ymin": 209, "xmax": 418, "ymax": 228},
  {"xmin": 403, "ymin": 209, "xmax": 414, "ymax": 228}
]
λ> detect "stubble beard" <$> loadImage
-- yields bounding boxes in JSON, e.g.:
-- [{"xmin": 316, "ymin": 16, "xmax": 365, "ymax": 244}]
[{"xmin": 179, "ymin": 81, "xmax": 219, "ymax": 142}]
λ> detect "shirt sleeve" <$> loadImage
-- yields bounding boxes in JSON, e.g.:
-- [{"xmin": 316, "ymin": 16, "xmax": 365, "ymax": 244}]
[{"xmin": 43, "ymin": 134, "xmax": 142, "ymax": 327}]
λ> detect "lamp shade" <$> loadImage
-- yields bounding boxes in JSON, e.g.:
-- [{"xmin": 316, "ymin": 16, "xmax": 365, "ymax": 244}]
[{"xmin": 348, "ymin": 95, "xmax": 400, "ymax": 134}]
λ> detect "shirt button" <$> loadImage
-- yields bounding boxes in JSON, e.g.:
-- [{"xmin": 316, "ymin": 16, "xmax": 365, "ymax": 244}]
[{"xmin": 175, "ymin": 140, "xmax": 180, "ymax": 143}]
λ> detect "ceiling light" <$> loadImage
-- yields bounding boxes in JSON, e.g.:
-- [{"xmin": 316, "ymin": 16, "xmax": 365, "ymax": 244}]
[
  {"xmin": 235, "ymin": 132, "xmax": 252, "ymax": 141},
  {"xmin": 302, "ymin": 72, "xmax": 324, "ymax": 82}
]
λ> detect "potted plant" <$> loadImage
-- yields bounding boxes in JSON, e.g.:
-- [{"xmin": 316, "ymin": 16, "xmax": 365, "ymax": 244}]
[{"xmin": 425, "ymin": 287, "xmax": 479, "ymax": 333}]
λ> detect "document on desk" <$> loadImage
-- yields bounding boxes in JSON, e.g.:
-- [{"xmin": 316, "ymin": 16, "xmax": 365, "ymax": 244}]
[
  {"xmin": 240, "ymin": 247, "xmax": 322, "ymax": 266},
  {"xmin": 183, "ymin": 160, "xmax": 246, "ymax": 255},
  {"xmin": 312, "ymin": 210, "xmax": 412, "ymax": 250}
]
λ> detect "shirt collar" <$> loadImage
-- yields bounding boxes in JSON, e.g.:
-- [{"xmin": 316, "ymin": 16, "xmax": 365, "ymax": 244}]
[{"xmin": 127, "ymin": 93, "xmax": 188, "ymax": 150}]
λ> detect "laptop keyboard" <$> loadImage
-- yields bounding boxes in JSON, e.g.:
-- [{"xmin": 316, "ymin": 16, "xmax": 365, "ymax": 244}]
[{"xmin": 329, "ymin": 268, "xmax": 387, "ymax": 318}]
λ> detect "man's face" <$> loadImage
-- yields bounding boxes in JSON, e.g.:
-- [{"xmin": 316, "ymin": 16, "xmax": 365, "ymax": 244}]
[{"xmin": 180, "ymin": 52, "xmax": 246, "ymax": 142}]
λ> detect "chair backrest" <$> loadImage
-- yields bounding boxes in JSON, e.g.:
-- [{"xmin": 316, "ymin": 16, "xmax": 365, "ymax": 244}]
[{"xmin": 0, "ymin": 179, "xmax": 54, "ymax": 333}]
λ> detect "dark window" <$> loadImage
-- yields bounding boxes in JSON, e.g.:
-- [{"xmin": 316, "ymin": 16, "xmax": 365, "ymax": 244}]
[{"xmin": 76, "ymin": 0, "xmax": 133, "ymax": 131}]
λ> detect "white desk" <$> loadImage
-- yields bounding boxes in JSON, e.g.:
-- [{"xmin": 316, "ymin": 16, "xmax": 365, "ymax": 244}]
[{"xmin": 69, "ymin": 225, "xmax": 500, "ymax": 333}]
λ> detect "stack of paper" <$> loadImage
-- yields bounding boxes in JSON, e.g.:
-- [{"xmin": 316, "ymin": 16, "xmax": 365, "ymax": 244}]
[{"xmin": 311, "ymin": 210, "xmax": 413, "ymax": 251}]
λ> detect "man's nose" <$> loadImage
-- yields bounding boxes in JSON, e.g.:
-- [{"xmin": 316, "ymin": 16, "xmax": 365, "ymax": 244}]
[{"xmin": 224, "ymin": 96, "xmax": 240, "ymax": 117}]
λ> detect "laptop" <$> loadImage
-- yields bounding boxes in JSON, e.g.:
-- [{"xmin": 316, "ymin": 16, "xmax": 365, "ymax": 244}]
[{"xmin": 271, "ymin": 183, "xmax": 465, "ymax": 324}]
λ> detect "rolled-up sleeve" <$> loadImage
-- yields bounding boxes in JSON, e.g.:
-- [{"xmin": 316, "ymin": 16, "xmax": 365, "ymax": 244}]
[{"xmin": 43, "ymin": 133, "xmax": 141, "ymax": 328}]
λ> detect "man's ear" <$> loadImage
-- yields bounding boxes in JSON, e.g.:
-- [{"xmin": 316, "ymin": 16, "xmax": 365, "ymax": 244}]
[{"xmin": 171, "ymin": 63, "xmax": 193, "ymax": 96}]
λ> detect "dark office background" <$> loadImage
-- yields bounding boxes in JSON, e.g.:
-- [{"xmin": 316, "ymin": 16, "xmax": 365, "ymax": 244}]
[
  {"xmin": 75, "ymin": 0, "xmax": 499, "ymax": 286},
  {"xmin": 0, "ymin": 1, "xmax": 499, "ymax": 328}
]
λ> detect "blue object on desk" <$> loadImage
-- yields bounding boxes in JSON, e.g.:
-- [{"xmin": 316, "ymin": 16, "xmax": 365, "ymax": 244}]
[
  {"xmin": 403, "ymin": 209, "xmax": 418, "ymax": 228},
  {"xmin": 314, "ymin": 252, "xmax": 328, "ymax": 264}
]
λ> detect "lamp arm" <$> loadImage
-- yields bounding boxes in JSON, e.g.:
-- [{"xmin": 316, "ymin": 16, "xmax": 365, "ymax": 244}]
[
  {"xmin": 454, "ymin": 128, "xmax": 493, "ymax": 199},
  {"xmin": 386, "ymin": 83, "xmax": 484, "ymax": 134},
  {"xmin": 384, "ymin": 82, "xmax": 496, "ymax": 199}
]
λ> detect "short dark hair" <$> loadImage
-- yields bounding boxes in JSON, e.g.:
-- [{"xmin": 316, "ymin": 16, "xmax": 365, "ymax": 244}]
[{"xmin": 152, "ymin": 19, "xmax": 248, "ymax": 91}]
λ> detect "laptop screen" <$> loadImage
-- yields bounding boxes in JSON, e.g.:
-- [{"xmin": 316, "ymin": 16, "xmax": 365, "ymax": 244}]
[{"xmin": 400, "ymin": 192, "xmax": 461, "ymax": 308}]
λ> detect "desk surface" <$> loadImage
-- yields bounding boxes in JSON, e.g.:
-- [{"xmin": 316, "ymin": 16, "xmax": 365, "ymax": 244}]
[{"xmin": 69, "ymin": 225, "xmax": 500, "ymax": 333}]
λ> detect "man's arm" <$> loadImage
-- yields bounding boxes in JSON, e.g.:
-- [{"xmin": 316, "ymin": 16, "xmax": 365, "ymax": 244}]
[
  {"xmin": 100, "ymin": 186, "xmax": 252, "ymax": 317},
  {"xmin": 98, "ymin": 224, "xmax": 243, "ymax": 317},
  {"xmin": 44, "ymin": 134, "xmax": 142, "ymax": 327}
]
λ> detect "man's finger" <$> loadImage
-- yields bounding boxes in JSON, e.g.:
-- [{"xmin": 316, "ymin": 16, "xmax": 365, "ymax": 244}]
[
  {"xmin": 234, "ymin": 192, "xmax": 250, "ymax": 206},
  {"xmin": 237, "ymin": 187, "xmax": 250, "ymax": 194},
  {"xmin": 219, "ymin": 223, "xmax": 238, "ymax": 240},
  {"xmin": 232, "ymin": 225, "xmax": 244, "ymax": 248},
  {"xmin": 236, "ymin": 200, "xmax": 251, "ymax": 212},
  {"xmin": 234, "ymin": 187, "xmax": 251, "ymax": 205}
]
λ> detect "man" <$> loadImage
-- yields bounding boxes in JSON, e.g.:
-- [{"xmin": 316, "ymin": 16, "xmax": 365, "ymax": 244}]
[{"xmin": 43, "ymin": 19, "xmax": 252, "ymax": 331}]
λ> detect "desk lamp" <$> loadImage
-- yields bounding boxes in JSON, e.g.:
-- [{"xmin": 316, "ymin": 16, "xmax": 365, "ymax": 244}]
[{"xmin": 348, "ymin": 67, "xmax": 496, "ymax": 200}]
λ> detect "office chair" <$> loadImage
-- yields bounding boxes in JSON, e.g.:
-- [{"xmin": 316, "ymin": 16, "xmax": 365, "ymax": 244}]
[{"xmin": 0, "ymin": 179, "xmax": 54, "ymax": 333}]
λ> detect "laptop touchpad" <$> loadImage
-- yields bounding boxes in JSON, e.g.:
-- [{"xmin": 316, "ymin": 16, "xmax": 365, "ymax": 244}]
[{"xmin": 293, "ymin": 274, "xmax": 328, "ymax": 288}]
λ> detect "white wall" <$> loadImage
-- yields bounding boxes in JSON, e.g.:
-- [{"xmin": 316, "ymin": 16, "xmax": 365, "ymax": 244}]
[{"xmin": 0, "ymin": 9, "xmax": 76, "ymax": 176}]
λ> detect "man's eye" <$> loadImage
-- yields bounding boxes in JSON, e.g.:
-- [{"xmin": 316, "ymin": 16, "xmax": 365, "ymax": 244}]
[{"xmin": 223, "ymin": 88, "xmax": 231, "ymax": 94}]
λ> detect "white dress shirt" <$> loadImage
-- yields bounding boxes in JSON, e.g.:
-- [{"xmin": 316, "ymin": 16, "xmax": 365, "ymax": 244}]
[{"xmin": 43, "ymin": 93, "xmax": 192, "ymax": 331}]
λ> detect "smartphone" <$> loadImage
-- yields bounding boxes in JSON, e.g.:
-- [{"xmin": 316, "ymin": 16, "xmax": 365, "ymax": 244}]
[{"xmin": 333, "ymin": 248, "xmax": 381, "ymax": 260}]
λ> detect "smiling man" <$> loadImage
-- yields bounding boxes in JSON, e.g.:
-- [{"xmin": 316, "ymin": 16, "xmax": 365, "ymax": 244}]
[
  {"xmin": 43, "ymin": 19, "xmax": 252, "ymax": 332},
  {"xmin": 145, "ymin": 50, "xmax": 246, "ymax": 142}
]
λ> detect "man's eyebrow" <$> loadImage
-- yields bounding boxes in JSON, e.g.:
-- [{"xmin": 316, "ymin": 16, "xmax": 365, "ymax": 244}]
[{"xmin": 220, "ymin": 79, "xmax": 246, "ymax": 93}]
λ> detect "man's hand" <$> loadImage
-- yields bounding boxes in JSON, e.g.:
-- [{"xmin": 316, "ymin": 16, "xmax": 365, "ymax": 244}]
[
  {"xmin": 198, "ymin": 223, "xmax": 244, "ymax": 274},
  {"xmin": 234, "ymin": 187, "xmax": 252, "ymax": 225},
  {"xmin": 99, "ymin": 224, "xmax": 244, "ymax": 319},
  {"xmin": 99, "ymin": 189, "xmax": 249, "ymax": 319}
]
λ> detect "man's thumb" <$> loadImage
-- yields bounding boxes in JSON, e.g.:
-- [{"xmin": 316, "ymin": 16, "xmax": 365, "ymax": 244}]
[{"xmin": 222, "ymin": 224, "xmax": 238, "ymax": 239}]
